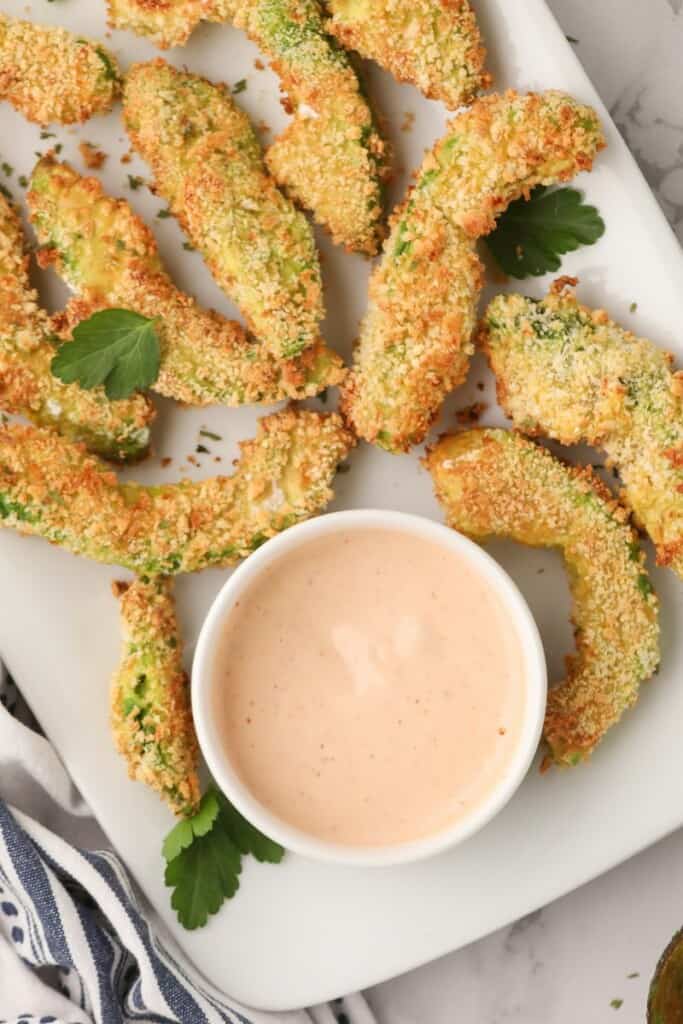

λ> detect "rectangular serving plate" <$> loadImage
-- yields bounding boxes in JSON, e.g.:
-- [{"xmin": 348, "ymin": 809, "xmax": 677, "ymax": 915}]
[{"xmin": 1, "ymin": 0, "xmax": 683, "ymax": 1011}]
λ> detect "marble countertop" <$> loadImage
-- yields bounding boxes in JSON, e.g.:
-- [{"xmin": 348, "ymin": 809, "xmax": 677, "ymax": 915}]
[{"xmin": 367, "ymin": 2, "xmax": 683, "ymax": 1021}]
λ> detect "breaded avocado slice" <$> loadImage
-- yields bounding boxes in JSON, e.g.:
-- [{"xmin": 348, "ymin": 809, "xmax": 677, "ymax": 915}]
[
  {"xmin": 0, "ymin": 13, "xmax": 120, "ymax": 124},
  {"xmin": 108, "ymin": 2, "xmax": 389, "ymax": 253},
  {"xmin": 481, "ymin": 285, "xmax": 683, "ymax": 581},
  {"xmin": 29, "ymin": 156, "xmax": 345, "ymax": 406},
  {"xmin": 325, "ymin": 0, "xmax": 491, "ymax": 109},
  {"xmin": 111, "ymin": 576, "xmax": 200, "ymax": 817},
  {"xmin": 340, "ymin": 90, "xmax": 605, "ymax": 453},
  {"xmin": 0, "ymin": 407, "xmax": 355, "ymax": 575},
  {"xmin": 124, "ymin": 60, "xmax": 324, "ymax": 361},
  {"xmin": 426, "ymin": 428, "xmax": 660, "ymax": 767},
  {"xmin": 0, "ymin": 191, "xmax": 153, "ymax": 461}
]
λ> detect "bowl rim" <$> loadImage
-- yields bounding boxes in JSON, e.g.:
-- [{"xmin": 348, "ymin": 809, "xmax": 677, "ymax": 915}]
[{"xmin": 191, "ymin": 508, "xmax": 548, "ymax": 868}]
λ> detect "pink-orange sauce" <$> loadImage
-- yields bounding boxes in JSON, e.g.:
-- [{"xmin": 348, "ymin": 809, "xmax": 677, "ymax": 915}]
[{"xmin": 212, "ymin": 527, "xmax": 527, "ymax": 847}]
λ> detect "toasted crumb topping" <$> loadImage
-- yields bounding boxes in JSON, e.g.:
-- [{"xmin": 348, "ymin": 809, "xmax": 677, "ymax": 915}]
[
  {"xmin": 340, "ymin": 90, "xmax": 605, "ymax": 453},
  {"xmin": 326, "ymin": 0, "xmax": 491, "ymax": 109},
  {"xmin": 111, "ymin": 576, "xmax": 200, "ymax": 817},
  {"xmin": 482, "ymin": 285, "xmax": 683, "ymax": 580},
  {"xmin": 0, "ymin": 13, "xmax": 121, "ymax": 125},
  {"xmin": 426, "ymin": 428, "xmax": 660, "ymax": 766}
]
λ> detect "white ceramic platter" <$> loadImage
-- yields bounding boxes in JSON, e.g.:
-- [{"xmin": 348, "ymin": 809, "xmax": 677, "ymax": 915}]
[{"xmin": 2, "ymin": 0, "xmax": 683, "ymax": 1011}]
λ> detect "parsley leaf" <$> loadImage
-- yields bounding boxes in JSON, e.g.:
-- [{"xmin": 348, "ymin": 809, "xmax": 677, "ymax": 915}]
[
  {"xmin": 162, "ymin": 789, "xmax": 219, "ymax": 861},
  {"xmin": 485, "ymin": 186, "xmax": 605, "ymax": 278},
  {"xmin": 51, "ymin": 309, "xmax": 161, "ymax": 400},
  {"xmin": 216, "ymin": 791, "xmax": 285, "ymax": 863},
  {"xmin": 163, "ymin": 784, "xmax": 285, "ymax": 930}
]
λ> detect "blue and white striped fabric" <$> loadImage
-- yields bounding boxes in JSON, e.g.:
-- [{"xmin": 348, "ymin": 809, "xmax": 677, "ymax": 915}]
[{"xmin": 0, "ymin": 666, "xmax": 375, "ymax": 1024}]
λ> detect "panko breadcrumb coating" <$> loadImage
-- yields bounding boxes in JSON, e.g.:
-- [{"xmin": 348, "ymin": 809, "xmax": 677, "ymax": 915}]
[
  {"xmin": 426, "ymin": 429, "xmax": 660, "ymax": 766},
  {"xmin": 482, "ymin": 285, "xmax": 683, "ymax": 581},
  {"xmin": 0, "ymin": 407, "xmax": 354, "ymax": 575},
  {"xmin": 111, "ymin": 576, "xmax": 200, "ymax": 817},
  {"xmin": 124, "ymin": 61, "xmax": 324, "ymax": 360},
  {"xmin": 29, "ymin": 156, "xmax": 345, "ymax": 406},
  {"xmin": 0, "ymin": 13, "xmax": 120, "ymax": 125},
  {"xmin": 325, "ymin": 0, "xmax": 491, "ymax": 109},
  {"xmin": 340, "ymin": 90, "xmax": 605, "ymax": 453},
  {"xmin": 219, "ymin": 0, "xmax": 390, "ymax": 255},
  {"xmin": 0, "ymin": 191, "xmax": 153, "ymax": 462},
  {"xmin": 108, "ymin": 1, "xmax": 389, "ymax": 253}
]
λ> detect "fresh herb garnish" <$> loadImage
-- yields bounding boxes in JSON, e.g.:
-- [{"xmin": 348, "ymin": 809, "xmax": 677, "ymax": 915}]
[
  {"xmin": 127, "ymin": 174, "xmax": 143, "ymax": 190},
  {"xmin": 485, "ymin": 186, "xmax": 605, "ymax": 278},
  {"xmin": 199, "ymin": 428, "xmax": 222, "ymax": 441},
  {"xmin": 51, "ymin": 309, "xmax": 161, "ymax": 400},
  {"xmin": 157, "ymin": 208, "xmax": 172, "ymax": 219},
  {"xmin": 232, "ymin": 79, "xmax": 247, "ymax": 94},
  {"xmin": 163, "ymin": 785, "xmax": 284, "ymax": 930}
]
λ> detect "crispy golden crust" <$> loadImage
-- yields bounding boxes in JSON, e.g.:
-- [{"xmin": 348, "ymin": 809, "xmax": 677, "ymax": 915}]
[
  {"xmin": 481, "ymin": 286, "xmax": 683, "ymax": 580},
  {"xmin": 0, "ymin": 407, "xmax": 354, "ymax": 575},
  {"xmin": 124, "ymin": 60, "xmax": 325, "ymax": 360},
  {"xmin": 426, "ymin": 429, "xmax": 660, "ymax": 766},
  {"xmin": 340, "ymin": 90, "xmax": 605, "ymax": 453},
  {"xmin": 29, "ymin": 156, "xmax": 345, "ymax": 405},
  {"xmin": 214, "ymin": 0, "xmax": 390, "ymax": 254},
  {"xmin": 325, "ymin": 0, "xmax": 491, "ymax": 109},
  {"xmin": 111, "ymin": 576, "xmax": 200, "ymax": 817},
  {"xmin": 0, "ymin": 191, "xmax": 153, "ymax": 462},
  {"xmin": 0, "ymin": 13, "xmax": 120, "ymax": 125},
  {"xmin": 107, "ymin": 0, "xmax": 203, "ymax": 46},
  {"xmin": 109, "ymin": 2, "xmax": 389, "ymax": 253}
]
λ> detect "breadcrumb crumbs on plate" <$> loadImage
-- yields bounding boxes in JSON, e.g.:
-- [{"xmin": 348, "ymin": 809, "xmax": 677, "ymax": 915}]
[{"xmin": 79, "ymin": 141, "xmax": 107, "ymax": 169}]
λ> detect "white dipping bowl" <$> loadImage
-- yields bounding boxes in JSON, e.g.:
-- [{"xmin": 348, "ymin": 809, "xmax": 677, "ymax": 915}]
[{"xmin": 192, "ymin": 510, "xmax": 547, "ymax": 868}]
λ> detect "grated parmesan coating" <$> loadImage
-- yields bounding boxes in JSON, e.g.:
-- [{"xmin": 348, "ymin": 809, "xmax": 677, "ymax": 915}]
[
  {"xmin": 0, "ymin": 191, "xmax": 153, "ymax": 462},
  {"xmin": 325, "ymin": 0, "xmax": 491, "ymax": 110},
  {"xmin": 0, "ymin": 406, "xmax": 355, "ymax": 575},
  {"xmin": 425, "ymin": 428, "xmax": 660, "ymax": 767},
  {"xmin": 29, "ymin": 156, "xmax": 345, "ymax": 406},
  {"xmin": 340, "ymin": 90, "xmax": 605, "ymax": 454},
  {"xmin": 108, "ymin": 1, "xmax": 390, "ymax": 253},
  {"xmin": 111, "ymin": 576, "xmax": 200, "ymax": 817},
  {"xmin": 0, "ymin": 13, "xmax": 120, "ymax": 125},
  {"xmin": 482, "ymin": 285, "xmax": 683, "ymax": 581},
  {"xmin": 124, "ymin": 60, "xmax": 325, "ymax": 361}
]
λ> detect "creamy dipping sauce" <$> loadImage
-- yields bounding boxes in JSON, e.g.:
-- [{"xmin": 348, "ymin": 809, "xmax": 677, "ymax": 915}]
[{"xmin": 212, "ymin": 527, "xmax": 527, "ymax": 847}]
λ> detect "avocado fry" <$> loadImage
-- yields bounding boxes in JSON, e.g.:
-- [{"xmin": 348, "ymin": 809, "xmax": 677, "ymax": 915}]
[
  {"xmin": 426, "ymin": 428, "xmax": 660, "ymax": 766},
  {"xmin": 340, "ymin": 90, "xmax": 605, "ymax": 453},
  {"xmin": 481, "ymin": 284, "xmax": 683, "ymax": 581},
  {"xmin": 0, "ymin": 12, "xmax": 120, "ymax": 125},
  {"xmin": 0, "ymin": 406, "xmax": 355, "ymax": 575},
  {"xmin": 29, "ymin": 156, "xmax": 345, "ymax": 406},
  {"xmin": 325, "ymin": 0, "xmax": 491, "ymax": 109},
  {"xmin": 124, "ymin": 60, "xmax": 324, "ymax": 360},
  {"xmin": 0, "ymin": 190, "xmax": 153, "ymax": 461},
  {"xmin": 111, "ymin": 576, "xmax": 200, "ymax": 817},
  {"xmin": 109, "ymin": 2, "xmax": 389, "ymax": 253}
]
